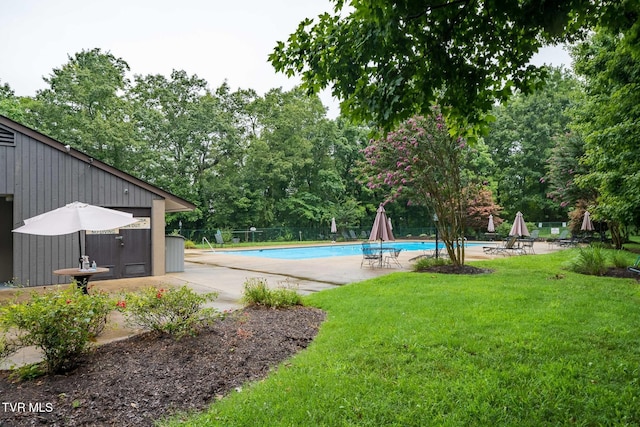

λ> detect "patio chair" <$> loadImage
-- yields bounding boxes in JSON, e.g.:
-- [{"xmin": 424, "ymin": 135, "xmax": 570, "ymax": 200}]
[
  {"xmin": 548, "ymin": 230, "xmax": 569, "ymax": 246},
  {"xmin": 214, "ymin": 233, "xmax": 225, "ymax": 247},
  {"xmin": 349, "ymin": 230, "xmax": 359, "ymax": 240},
  {"xmin": 628, "ymin": 256, "xmax": 640, "ymax": 274},
  {"xmin": 520, "ymin": 238, "xmax": 535, "ymax": 254},
  {"xmin": 384, "ymin": 249, "xmax": 402, "ymax": 268},
  {"xmin": 360, "ymin": 243, "xmax": 382, "ymax": 268}
]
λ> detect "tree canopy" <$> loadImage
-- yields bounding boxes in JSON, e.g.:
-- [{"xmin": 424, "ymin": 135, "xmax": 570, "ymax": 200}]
[{"xmin": 270, "ymin": 0, "xmax": 614, "ymax": 129}]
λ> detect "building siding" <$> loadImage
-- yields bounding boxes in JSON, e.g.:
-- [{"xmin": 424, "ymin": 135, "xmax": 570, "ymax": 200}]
[{"xmin": 12, "ymin": 131, "xmax": 158, "ymax": 286}]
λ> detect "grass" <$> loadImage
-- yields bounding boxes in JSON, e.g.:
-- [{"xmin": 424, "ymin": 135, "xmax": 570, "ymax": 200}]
[{"xmin": 165, "ymin": 249, "xmax": 640, "ymax": 426}]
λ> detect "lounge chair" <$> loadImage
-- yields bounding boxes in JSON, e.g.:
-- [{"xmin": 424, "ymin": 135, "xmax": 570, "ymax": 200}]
[
  {"xmin": 628, "ymin": 256, "xmax": 640, "ymax": 274},
  {"xmin": 484, "ymin": 235, "xmax": 520, "ymax": 255},
  {"xmin": 529, "ymin": 229, "xmax": 540, "ymax": 240},
  {"xmin": 342, "ymin": 231, "xmax": 352, "ymax": 241},
  {"xmin": 349, "ymin": 230, "xmax": 359, "ymax": 240},
  {"xmin": 360, "ymin": 243, "xmax": 382, "ymax": 268},
  {"xmin": 548, "ymin": 230, "xmax": 569, "ymax": 246},
  {"xmin": 214, "ymin": 233, "xmax": 225, "ymax": 247}
]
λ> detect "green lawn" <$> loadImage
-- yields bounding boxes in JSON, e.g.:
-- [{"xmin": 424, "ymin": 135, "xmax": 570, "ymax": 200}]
[{"xmin": 166, "ymin": 250, "xmax": 640, "ymax": 426}]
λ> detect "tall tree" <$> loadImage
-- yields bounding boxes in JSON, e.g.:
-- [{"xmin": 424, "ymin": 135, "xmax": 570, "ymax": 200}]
[
  {"xmin": 129, "ymin": 72, "xmax": 242, "ymax": 229},
  {"xmin": 484, "ymin": 68, "xmax": 580, "ymax": 221},
  {"xmin": 270, "ymin": 0, "xmax": 612, "ymax": 129},
  {"xmin": 31, "ymin": 49, "xmax": 140, "ymax": 172},
  {"xmin": 571, "ymin": 15, "xmax": 640, "ymax": 247},
  {"xmin": 361, "ymin": 109, "xmax": 474, "ymax": 266}
]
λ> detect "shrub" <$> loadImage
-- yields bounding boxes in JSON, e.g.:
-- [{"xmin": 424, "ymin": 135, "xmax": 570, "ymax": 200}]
[
  {"xmin": 609, "ymin": 250, "xmax": 629, "ymax": 268},
  {"xmin": 119, "ymin": 286, "xmax": 219, "ymax": 338},
  {"xmin": 242, "ymin": 278, "xmax": 303, "ymax": 308},
  {"xmin": 567, "ymin": 246, "xmax": 607, "ymax": 276},
  {"xmin": 0, "ymin": 286, "xmax": 114, "ymax": 373},
  {"xmin": 412, "ymin": 256, "xmax": 450, "ymax": 272},
  {"xmin": 184, "ymin": 240, "xmax": 197, "ymax": 249}
]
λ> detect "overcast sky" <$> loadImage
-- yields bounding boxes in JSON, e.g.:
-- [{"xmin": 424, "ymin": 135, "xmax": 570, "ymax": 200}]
[{"xmin": 0, "ymin": 0, "xmax": 571, "ymax": 119}]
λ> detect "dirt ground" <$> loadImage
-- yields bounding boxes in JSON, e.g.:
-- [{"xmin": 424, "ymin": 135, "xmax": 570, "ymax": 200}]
[{"xmin": 0, "ymin": 306, "xmax": 325, "ymax": 427}]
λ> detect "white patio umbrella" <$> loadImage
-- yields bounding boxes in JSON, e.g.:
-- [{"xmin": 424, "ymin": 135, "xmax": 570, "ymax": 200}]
[
  {"xmin": 330, "ymin": 217, "xmax": 337, "ymax": 242},
  {"xmin": 487, "ymin": 214, "xmax": 495, "ymax": 233},
  {"xmin": 509, "ymin": 211, "xmax": 530, "ymax": 237},
  {"xmin": 581, "ymin": 211, "xmax": 594, "ymax": 231},
  {"xmin": 13, "ymin": 201, "xmax": 138, "ymax": 256}
]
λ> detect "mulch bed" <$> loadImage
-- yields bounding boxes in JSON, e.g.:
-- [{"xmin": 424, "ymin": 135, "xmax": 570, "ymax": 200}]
[
  {"xmin": 0, "ymin": 306, "xmax": 325, "ymax": 427},
  {"xmin": 603, "ymin": 267, "xmax": 640, "ymax": 280}
]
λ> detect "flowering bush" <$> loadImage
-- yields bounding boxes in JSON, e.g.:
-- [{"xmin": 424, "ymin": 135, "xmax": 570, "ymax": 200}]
[
  {"xmin": 0, "ymin": 286, "xmax": 114, "ymax": 373},
  {"xmin": 118, "ymin": 286, "xmax": 220, "ymax": 338},
  {"xmin": 360, "ymin": 109, "xmax": 478, "ymax": 266},
  {"xmin": 241, "ymin": 278, "xmax": 303, "ymax": 308}
]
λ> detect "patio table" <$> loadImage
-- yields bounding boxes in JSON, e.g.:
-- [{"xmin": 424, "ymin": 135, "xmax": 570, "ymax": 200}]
[{"xmin": 54, "ymin": 267, "xmax": 109, "ymax": 294}]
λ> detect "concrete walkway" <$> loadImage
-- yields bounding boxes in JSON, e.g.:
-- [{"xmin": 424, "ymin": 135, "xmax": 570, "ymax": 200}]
[{"xmin": 1, "ymin": 241, "xmax": 563, "ymax": 369}]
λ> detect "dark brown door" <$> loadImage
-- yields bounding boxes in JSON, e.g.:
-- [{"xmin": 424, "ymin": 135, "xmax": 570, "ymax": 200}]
[{"xmin": 85, "ymin": 208, "xmax": 151, "ymax": 280}]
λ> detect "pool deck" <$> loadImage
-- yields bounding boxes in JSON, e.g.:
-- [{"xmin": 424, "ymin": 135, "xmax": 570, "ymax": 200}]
[{"xmin": 0, "ymin": 240, "xmax": 565, "ymax": 368}]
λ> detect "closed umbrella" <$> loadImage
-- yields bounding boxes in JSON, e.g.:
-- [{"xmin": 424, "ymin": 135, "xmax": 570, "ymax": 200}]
[
  {"xmin": 509, "ymin": 211, "xmax": 530, "ymax": 237},
  {"xmin": 581, "ymin": 211, "xmax": 594, "ymax": 231},
  {"xmin": 369, "ymin": 204, "xmax": 395, "ymax": 243},
  {"xmin": 13, "ymin": 201, "xmax": 138, "ymax": 257},
  {"xmin": 487, "ymin": 214, "xmax": 495, "ymax": 233},
  {"xmin": 330, "ymin": 217, "xmax": 337, "ymax": 242}
]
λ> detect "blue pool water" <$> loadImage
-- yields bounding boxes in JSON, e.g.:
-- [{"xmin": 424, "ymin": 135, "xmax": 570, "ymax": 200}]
[{"xmin": 218, "ymin": 241, "xmax": 479, "ymax": 260}]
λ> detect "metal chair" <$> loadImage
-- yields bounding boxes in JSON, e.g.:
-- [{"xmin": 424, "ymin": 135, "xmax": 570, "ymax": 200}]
[
  {"xmin": 360, "ymin": 243, "xmax": 382, "ymax": 268},
  {"xmin": 384, "ymin": 249, "xmax": 402, "ymax": 268}
]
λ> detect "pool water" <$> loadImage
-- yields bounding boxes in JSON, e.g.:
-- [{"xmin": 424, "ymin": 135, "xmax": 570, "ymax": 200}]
[{"xmin": 217, "ymin": 241, "xmax": 477, "ymax": 260}]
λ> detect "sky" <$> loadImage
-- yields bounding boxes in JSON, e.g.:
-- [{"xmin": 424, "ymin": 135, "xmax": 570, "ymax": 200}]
[{"xmin": 0, "ymin": 0, "xmax": 571, "ymax": 119}]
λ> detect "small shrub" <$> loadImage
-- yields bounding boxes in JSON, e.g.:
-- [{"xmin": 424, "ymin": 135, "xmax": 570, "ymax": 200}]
[
  {"xmin": 0, "ymin": 286, "xmax": 114, "ymax": 373},
  {"xmin": 184, "ymin": 240, "xmax": 197, "ymax": 249},
  {"xmin": 9, "ymin": 362, "xmax": 46, "ymax": 382},
  {"xmin": 567, "ymin": 246, "xmax": 607, "ymax": 276},
  {"xmin": 412, "ymin": 256, "xmax": 450, "ymax": 272},
  {"xmin": 119, "ymin": 286, "xmax": 219, "ymax": 338},
  {"xmin": 242, "ymin": 278, "xmax": 303, "ymax": 308},
  {"xmin": 609, "ymin": 250, "xmax": 629, "ymax": 268}
]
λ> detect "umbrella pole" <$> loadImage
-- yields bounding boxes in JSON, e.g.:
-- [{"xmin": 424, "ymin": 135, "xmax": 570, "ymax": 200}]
[{"xmin": 78, "ymin": 231, "xmax": 83, "ymax": 267}]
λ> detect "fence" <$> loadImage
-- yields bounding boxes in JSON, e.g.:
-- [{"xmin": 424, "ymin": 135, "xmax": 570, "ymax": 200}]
[{"xmin": 176, "ymin": 222, "xmax": 572, "ymax": 245}]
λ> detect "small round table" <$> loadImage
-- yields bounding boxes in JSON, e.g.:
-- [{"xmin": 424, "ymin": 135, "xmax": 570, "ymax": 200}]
[{"xmin": 53, "ymin": 267, "xmax": 109, "ymax": 294}]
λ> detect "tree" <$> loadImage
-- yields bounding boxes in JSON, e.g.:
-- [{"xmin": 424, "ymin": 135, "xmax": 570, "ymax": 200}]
[
  {"xmin": 241, "ymin": 87, "xmax": 343, "ymax": 228},
  {"xmin": 571, "ymin": 18, "xmax": 640, "ymax": 248},
  {"xmin": 361, "ymin": 109, "xmax": 474, "ymax": 266},
  {"xmin": 484, "ymin": 68, "xmax": 580, "ymax": 221},
  {"xmin": 129, "ymin": 73, "xmax": 244, "ymax": 230},
  {"xmin": 545, "ymin": 131, "xmax": 594, "ymax": 210},
  {"xmin": 270, "ymin": 0, "xmax": 610, "ymax": 129},
  {"xmin": 31, "ymin": 49, "xmax": 140, "ymax": 172},
  {"xmin": 466, "ymin": 187, "xmax": 503, "ymax": 237}
]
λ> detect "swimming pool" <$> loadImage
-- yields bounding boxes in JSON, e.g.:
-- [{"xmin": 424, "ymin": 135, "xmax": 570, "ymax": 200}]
[{"xmin": 217, "ymin": 241, "xmax": 478, "ymax": 260}]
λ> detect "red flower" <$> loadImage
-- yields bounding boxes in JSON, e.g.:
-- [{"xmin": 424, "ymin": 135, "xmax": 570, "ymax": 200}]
[
  {"xmin": 116, "ymin": 300, "xmax": 126, "ymax": 309},
  {"xmin": 66, "ymin": 299, "xmax": 72, "ymax": 304}
]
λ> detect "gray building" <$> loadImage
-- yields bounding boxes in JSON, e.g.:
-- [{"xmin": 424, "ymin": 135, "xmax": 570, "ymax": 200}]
[{"xmin": 0, "ymin": 114, "xmax": 195, "ymax": 287}]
